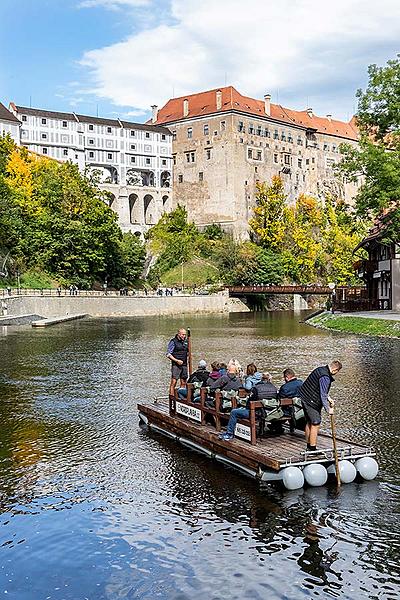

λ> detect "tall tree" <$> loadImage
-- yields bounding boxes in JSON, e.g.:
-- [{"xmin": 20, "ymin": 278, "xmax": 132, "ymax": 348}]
[{"xmin": 339, "ymin": 55, "xmax": 400, "ymax": 224}]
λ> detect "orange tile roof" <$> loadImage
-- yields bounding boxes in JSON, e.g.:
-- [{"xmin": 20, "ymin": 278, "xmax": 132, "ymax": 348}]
[{"xmin": 154, "ymin": 86, "xmax": 358, "ymax": 141}]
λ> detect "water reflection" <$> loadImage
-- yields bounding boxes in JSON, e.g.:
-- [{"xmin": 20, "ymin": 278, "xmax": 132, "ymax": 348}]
[{"xmin": 0, "ymin": 313, "xmax": 399, "ymax": 599}]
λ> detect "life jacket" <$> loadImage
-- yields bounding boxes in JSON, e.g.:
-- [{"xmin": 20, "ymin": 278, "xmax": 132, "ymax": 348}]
[
  {"xmin": 170, "ymin": 335, "xmax": 188, "ymax": 364},
  {"xmin": 299, "ymin": 366, "xmax": 334, "ymax": 410}
]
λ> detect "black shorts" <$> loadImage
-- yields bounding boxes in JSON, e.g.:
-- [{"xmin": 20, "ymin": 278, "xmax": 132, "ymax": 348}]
[
  {"xmin": 171, "ymin": 363, "xmax": 188, "ymax": 381},
  {"xmin": 301, "ymin": 401, "xmax": 322, "ymax": 425}
]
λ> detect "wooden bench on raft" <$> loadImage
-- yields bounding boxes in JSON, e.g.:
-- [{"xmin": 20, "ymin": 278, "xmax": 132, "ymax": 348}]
[{"xmin": 169, "ymin": 383, "xmax": 296, "ymax": 446}]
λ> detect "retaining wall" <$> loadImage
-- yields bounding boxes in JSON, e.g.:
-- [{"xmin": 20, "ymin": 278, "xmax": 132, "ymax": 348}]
[{"xmin": 2, "ymin": 293, "xmax": 249, "ymax": 318}]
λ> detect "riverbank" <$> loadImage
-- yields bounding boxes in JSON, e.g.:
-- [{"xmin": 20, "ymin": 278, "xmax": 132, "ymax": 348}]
[{"xmin": 307, "ymin": 311, "xmax": 400, "ymax": 338}]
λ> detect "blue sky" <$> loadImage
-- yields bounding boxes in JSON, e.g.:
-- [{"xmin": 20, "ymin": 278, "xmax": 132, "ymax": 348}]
[{"xmin": 1, "ymin": 0, "xmax": 400, "ymax": 123}]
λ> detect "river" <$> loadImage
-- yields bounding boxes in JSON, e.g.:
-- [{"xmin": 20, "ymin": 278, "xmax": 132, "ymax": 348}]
[{"xmin": 0, "ymin": 312, "xmax": 399, "ymax": 600}]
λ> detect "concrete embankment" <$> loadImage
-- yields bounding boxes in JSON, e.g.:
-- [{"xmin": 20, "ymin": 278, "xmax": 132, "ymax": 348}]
[
  {"xmin": 2, "ymin": 292, "xmax": 249, "ymax": 319},
  {"xmin": 31, "ymin": 314, "xmax": 87, "ymax": 327},
  {"xmin": 0, "ymin": 314, "xmax": 44, "ymax": 326},
  {"xmin": 307, "ymin": 310, "xmax": 400, "ymax": 338}
]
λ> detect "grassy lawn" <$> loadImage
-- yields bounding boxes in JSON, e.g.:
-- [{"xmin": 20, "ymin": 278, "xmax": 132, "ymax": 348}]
[
  {"xmin": 160, "ymin": 258, "xmax": 219, "ymax": 287},
  {"xmin": 309, "ymin": 312, "xmax": 400, "ymax": 338}
]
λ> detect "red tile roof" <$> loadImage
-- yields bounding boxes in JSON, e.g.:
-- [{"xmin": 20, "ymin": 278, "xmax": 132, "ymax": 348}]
[{"xmin": 154, "ymin": 86, "xmax": 358, "ymax": 141}]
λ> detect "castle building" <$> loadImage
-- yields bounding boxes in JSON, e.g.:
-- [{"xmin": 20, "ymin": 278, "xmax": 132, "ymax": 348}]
[
  {"xmin": 151, "ymin": 86, "xmax": 360, "ymax": 238},
  {"xmin": 8, "ymin": 103, "xmax": 173, "ymax": 236},
  {"xmin": 0, "ymin": 102, "xmax": 20, "ymax": 144}
]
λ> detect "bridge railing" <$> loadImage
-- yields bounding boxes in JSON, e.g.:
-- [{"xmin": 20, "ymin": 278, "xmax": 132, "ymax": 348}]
[{"xmin": 227, "ymin": 285, "xmax": 333, "ymax": 295}]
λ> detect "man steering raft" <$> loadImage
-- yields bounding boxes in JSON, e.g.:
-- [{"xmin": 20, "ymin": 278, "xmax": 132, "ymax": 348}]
[
  {"xmin": 167, "ymin": 328, "xmax": 189, "ymax": 402},
  {"xmin": 299, "ymin": 360, "xmax": 342, "ymax": 451}
]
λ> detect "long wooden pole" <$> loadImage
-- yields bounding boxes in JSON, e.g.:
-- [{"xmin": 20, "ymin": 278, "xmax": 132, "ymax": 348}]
[
  {"xmin": 330, "ymin": 411, "xmax": 341, "ymax": 487},
  {"xmin": 187, "ymin": 328, "xmax": 193, "ymax": 377}
]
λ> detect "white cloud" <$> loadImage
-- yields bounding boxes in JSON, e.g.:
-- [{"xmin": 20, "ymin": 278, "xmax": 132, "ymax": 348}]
[
  {"xmin": 79, "ymin": 0, "xmax": 400, "ymax": 119},
  {"xmin": 78, "ymin": 0, "xmax": 150, "ymax": 9}
]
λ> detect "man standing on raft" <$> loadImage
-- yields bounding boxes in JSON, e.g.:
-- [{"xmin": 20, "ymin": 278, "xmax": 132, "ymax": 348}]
[
  {"xmin": 167, "ymin": 328, "xmax": 188, "ymax": 400},
  {"xmin": 299, "ymin": 360, "xmax": 342, "ymax": 451}
]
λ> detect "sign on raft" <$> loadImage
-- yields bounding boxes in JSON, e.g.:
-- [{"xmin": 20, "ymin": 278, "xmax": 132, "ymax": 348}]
[
  {"xmin": 235, "ymin": 423, "xmax": 251, "ymax": 442},
  {"xmin": 176, "ymin": 401, "xmax": 202, "ymax": 423}
]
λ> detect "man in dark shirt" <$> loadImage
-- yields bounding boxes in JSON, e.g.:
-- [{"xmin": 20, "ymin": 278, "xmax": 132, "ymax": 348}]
[
  {"xmin": 178, "ymin": 360, "xmax": 210, "ymax": 400},
  {"xmin": 166, "ymin": 328, "xmax": 188, "ymax": 398},
  {"xmin": 278, "ymin": 368, "xmax": 303, "ymax": 399},
  {"xmin": 299, "ymin": 360, "xmax": 342, "ymax": 451}
]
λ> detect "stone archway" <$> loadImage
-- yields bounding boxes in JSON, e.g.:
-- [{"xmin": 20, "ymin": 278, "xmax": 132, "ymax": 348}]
[
  {"xmin": 129, "ymin": 193, "xmax": 142, "ymax": 224},
  {"xmin": 144, "ymin": 194, "xmax": 156, "ymax": 225},
  {"xmin": 162, "ymin": 194, "xmax": 171, "ymax": 214},
  {"xmin": 106, "ymin": 192, "xmax": 116, "ymax": 208},
  {"xmin": 161, "ymin": 171, "xmax": 171, "ymax": 188}
]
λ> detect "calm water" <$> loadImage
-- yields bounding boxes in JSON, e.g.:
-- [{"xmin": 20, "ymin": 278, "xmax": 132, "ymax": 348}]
[{"xmin": 0, "ymin": 312, "xmax": 399, "ymax": 600}]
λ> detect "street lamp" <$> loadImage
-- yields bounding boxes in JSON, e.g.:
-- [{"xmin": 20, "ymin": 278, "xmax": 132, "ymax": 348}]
[{"xmin": 328, "ymin": 282, "xmax": 336, "ymax": 314}]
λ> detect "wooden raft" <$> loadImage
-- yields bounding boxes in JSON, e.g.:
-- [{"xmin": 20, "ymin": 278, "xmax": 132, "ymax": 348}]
[{"xmin": 137, "ymin": 399, "xmax": 374, "ymax": 474}]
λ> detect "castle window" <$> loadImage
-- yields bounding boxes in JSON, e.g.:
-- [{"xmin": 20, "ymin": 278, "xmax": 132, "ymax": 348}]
[
  {"xmin": 107, "ymin": 153, "xmax": 113, "ymax": 160},
  {"xmin": 22, "ymin": 115, "xmax": 27, "ymax": 122},
  {"xmin": 204, "ymin": 124, "xmax": 209, "ymax": 135},
  {"xmin": 238, "ymin": 121, "xmax": 244, "ymax": 132},
  {"xmin": 248, "ymin": 148, "xmax": 253, "ymax": 159},
  {"xmin": 220, "ymin": 120, "xmax": 226, "ymax": 131},
  {"xmin": 199, "ymin": 172, "xmax": 204, "ymax": 182},
  {"xmin": 62, "ymin": 121, "xmax": 68, "ymax": 128},
  {"xmin": 130, "ymin": 130, "xmax": 136, "ymax": 137},
  {"xmin": 42, "ymin": 147, "xmax": 48, "ymax": 154},
  {"xmin": 274, "ymin": 130, "xmax": 279, "ymax": 139},
  {"xmin": 206, "ymin": 148, "xmax": 211, "ymax": 159},
  {"xmin": 178, "ymin": 174, "xmax": 183, "ymax": 183},
  {"xmin": 89, "ymin": 124, "xmax": 94, "ymax": 131},
  {"xmin": 41, "ymin": 118, "xmax": 47, "ymax": 125},
  {"xmin": 248, "ymin": 123, "xmax": 254, "ymax": 134},
  {"xmin": 187, "ymin": 127, "xmax": 193, "ymax": 139},
  {"xmin": 107, "ymin": 127, "xmax": 112, "ymax": 133},
  {"xmin": 274, "ymin": 153, "xmax": 279, "ymax": 163}
]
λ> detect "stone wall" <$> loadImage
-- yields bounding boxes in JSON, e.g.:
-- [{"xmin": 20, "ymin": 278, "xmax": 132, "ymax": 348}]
[{"xmin": 3, "ymin": 293, "xmax": 249, "ymax": 318}]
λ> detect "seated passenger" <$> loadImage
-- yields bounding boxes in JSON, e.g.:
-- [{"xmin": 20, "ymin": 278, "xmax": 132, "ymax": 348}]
[
  {"xmin": 219, "ymin": 362, "xmax": 227, "ymax": 376},
  {"xmin": 210, "ymin": 361, "xmax": 242, "ymax": 393},
  {"xmin": 219, "ymin": 372, "xmax": 277, "ymax": 441},
  {"xmin": 178, "ymin": 360, "xmax": 210, "ymax": 400},
  {"xmin": 244, "ymin": 363, "xmax": 262, "ymax": 391},
  {"xmin": 278, "ymin": 368, "xmax": 303, "ymax": 398},
  {"xmin": 206, "ymin": 361, "xmax": 221, "ymax": 386}
]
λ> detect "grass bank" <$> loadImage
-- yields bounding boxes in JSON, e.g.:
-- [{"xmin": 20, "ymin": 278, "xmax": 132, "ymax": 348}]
[{"xmin": 308, "ymin": 311, "xmax": 400, "ymax": 338}]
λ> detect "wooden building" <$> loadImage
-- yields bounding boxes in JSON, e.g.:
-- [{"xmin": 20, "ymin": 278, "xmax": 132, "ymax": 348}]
[{"xmin": 354, "ymin": 209, "xmax": 400, "ymax": 311}]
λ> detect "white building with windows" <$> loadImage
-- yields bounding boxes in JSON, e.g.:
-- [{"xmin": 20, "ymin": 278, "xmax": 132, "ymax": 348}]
[
  {"xmin": 9, "ymin": 103, "xmax": 173, "ymax": 236},
  {"xmin": 0, "ymin": 102, "xmax": 20, "ymax": 144}
]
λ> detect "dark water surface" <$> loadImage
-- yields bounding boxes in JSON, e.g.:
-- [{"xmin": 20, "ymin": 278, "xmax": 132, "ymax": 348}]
[{"xmin": 0, "ymin": 312, "xmax": 399, "ymax": 600}]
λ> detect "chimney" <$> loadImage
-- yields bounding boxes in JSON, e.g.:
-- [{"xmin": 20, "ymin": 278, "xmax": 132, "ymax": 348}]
[
  {"xmin": 264, "ymin": 94, "xmax": 271, "ymax": 116},
  {"xmin": 9, "ymin": 102, "xmax": 17, "ymax": 116},
  {"xmin": 183, "ymin": 98, "xmax": 189, "ymax": 117},
  {"xmin": 306, "ymin": 107, "xmax": 313, "ymax": 118},
  {"xmin": 151, "ymin": 105, "xmax": 158, "ymax": 124},
  {"xmin": 326, "ymin": 114, "xmax": 332, "ymax": 122},
  {"xmin": 216, "ymin": 90, "xmax": 222, "ymax": 110}
]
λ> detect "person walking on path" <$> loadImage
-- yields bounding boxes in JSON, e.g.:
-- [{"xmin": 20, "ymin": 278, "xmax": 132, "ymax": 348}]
[
  {"xmin": 166, "ymin": 328, "xmax": 188, "ymax": 399},
  {"xmin": 299, "ymin": 360, "xmax": 342, "ymax": 451}
]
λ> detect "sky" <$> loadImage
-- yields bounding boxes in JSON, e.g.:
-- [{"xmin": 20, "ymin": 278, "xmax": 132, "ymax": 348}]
[{"xmin": 1, "ymin": 0, "xmax": 400, "ymax": 123}]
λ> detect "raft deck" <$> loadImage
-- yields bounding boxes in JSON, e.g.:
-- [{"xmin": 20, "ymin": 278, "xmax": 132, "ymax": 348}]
[{"xmin": 138, "ymin": 398, "xmax": 376, "ymax": 479}]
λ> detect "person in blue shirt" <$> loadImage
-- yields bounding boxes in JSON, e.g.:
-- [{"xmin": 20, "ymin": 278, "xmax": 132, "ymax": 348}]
[
  {"xmin": 299, "ymin": 361, "xmax": 342, "ymax": 451},
  {"xmin": 278, "ymin": 368, "xmax": 303, "ymax": 399},
  {"xmin": 244, "ymin": 363, "xmax": 262, "ymax": 391}
]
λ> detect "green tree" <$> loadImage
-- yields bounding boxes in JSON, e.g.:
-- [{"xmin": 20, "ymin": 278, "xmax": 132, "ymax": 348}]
[
  {"xmin": 339, "ymin": 54, "xmax": 400, "ymax": 228},
  {"xmin": 249, "ymin": 176, "xmax": 289, "ymax": 249},
  {"xmin": 118, "ymin": 232, "xmax": 146, "ymax": 284}
]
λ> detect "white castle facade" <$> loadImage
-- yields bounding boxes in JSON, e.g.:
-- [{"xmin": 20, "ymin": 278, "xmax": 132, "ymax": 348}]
[{"xmin": 7, "ymin": 104, "xmax": 173, "ymax": 236}]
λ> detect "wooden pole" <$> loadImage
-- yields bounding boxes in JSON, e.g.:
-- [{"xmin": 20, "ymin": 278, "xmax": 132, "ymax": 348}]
[
  {"xmin": 187, "ymin": 328, "xmax": 193, "ymax": 376},
  {"xmin": 330, "ymin": 411, "xmax": 341, "ymax": 487}
]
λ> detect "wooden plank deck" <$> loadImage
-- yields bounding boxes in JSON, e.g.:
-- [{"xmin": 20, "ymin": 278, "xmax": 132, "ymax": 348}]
[{"xmin": 138, "ymin": 400, "xmax": 374, "ymax": 473}]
